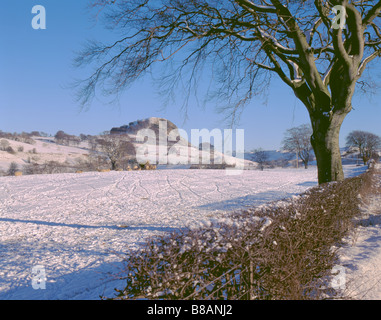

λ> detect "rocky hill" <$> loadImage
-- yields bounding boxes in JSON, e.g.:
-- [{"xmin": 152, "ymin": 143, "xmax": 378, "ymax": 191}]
[
  {"xmin": 110, "ymin": 117, "xmax": 190, "ymax": 150},
  {"xmin": 111, "ymin": 117, "xmax": 254, "ymax": 169},
  {"xmin": 111, "ymin": 117, "xmax": 179, "ymax": 137}
]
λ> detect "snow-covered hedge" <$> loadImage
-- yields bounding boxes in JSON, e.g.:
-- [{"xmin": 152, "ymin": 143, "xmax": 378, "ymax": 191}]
[{"xmin": 109, "ymin": 168, "xmax": 375, "ymax": 300}]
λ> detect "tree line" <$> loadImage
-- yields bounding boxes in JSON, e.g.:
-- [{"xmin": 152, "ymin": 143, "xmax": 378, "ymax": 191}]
[
  {"xmin": 1, "ymin": 126, "xmax": 380, "ymax": 176},
  {"xmin": 252, "ymin": 124, "xmax": 381, "ymax": 170}
]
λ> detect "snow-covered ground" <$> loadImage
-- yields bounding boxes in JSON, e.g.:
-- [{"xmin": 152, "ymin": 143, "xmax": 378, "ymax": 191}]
[{"xmin": 0, "ymin": 165, "xmax": 368, "ymax": 299}]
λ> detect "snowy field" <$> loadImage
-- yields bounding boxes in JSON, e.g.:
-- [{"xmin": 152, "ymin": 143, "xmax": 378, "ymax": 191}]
[{"xmin": 0, "ymin": 165, "xmax": 367, "ymax": 299}]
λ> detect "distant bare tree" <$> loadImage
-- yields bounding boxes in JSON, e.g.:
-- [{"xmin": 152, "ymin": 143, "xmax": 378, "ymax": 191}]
[
  {"xmin": 6, "ymin": 146, "xmax": 16, "ymax": 155},
  {"xmin": 282, "ymin": 124, "xmax": 313, "ymax": 169},
  {"xmin": 251, "ymin": 148, "xmax": 269, "ymax": 171},
  {"xmin": 346, "ymin": 130, "xmax": 381, "ymax": 165},
  {"xmin": 95, "ymin": 134, "xmax": 136, "ymax": 170},
  {"xmin": 54, "ymin": 130, "xmax": 82, "ymax": 146},
  {"xmin": 0, "ymin": 139, "xmax": 9, "ymax": 151},
  {"xmin": 30, "ymin": 131, "xmax": 41, "ymax": 137},
  {"xmin": 80, "ymin": 133, "xmax": 91, "ymax": 141},
  {"xmin": 7, "ymin": 162, "xmax": 19, "ymax": 176},
  {"xmin": 54, "ymin": 130, "xmax": 68, "ymax": 145}
]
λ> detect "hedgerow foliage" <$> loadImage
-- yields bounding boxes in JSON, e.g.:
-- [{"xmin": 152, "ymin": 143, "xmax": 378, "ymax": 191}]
[{"xmin": 109, "ymin": 169, "xmax": 375, "ymax": 300}]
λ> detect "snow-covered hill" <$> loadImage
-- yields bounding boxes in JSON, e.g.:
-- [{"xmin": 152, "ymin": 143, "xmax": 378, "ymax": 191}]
[
  {"xmin": 0, "ymin": 117, "xmax": 257, "ymax": 174},
  {"xmin": 0, "ymin": 136, "xmax": 90, "ymax": 173}
]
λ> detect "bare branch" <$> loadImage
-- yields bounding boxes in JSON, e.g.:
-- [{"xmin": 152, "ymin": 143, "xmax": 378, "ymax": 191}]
[
  {"xmin": 362, "ymin": 0, "xmax": 381, "ymax": 26},
  {"xmin": 357, "ymin": 49, "xmax": 381, "ymax": 77},
  {"xmin": 235, "ymin": 0, "xmax": 277, "ymax": 13}
]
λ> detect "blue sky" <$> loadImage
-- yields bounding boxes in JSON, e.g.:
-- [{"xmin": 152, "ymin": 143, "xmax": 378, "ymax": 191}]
[{"xmin": 1, "ymin": 1, "xmax": 380, "ymax": 151}]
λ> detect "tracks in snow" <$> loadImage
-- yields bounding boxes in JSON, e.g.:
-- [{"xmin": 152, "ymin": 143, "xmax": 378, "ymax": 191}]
[{"xmin": 0, "ymin": 168, "xmax": 321, "ymax": 299}]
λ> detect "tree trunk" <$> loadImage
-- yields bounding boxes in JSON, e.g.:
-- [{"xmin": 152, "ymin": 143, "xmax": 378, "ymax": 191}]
[
  {"xmin": 111, "ymin": 159, "xmax": 117, "ymax": 170},
  {"xmin": 310, "ymin": 113, "xmax": 347, "ymax": 184}
]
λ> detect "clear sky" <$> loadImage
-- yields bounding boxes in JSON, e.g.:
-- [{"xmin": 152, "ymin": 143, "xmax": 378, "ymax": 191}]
[{"xmin": 1, "ymin": 1, "xmax": 381, "ymax": 151}]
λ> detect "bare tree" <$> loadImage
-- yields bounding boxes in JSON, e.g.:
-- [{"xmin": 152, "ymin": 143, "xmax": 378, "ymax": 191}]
[
  {"xmin": 251, "ymin": 148, "xmax": 269, "ymax": 170},
  {"xmin": 54, "ymin": 130, "xmax": 69, "ymax": 145},
  {"xmin": 7, "ymin": 162, "xmax": 19, "ymax": 176},
  {"xmin": 75, "ymin": 0, "xmax": 381, "ymax": 183},
  {"xmin": 0, "ymin": 139, "xmax": 10, "ymax": 151},
  {"xmin": 95, "ymin": 134, "xmax": 136, "ymax": 170},
  {"xmin": 282, "ymin": 124, "xmax": 313, "ymax": 169},
  {"xmin": 346, "ymin": 130, "xmax": 381, "ymax": 164}
]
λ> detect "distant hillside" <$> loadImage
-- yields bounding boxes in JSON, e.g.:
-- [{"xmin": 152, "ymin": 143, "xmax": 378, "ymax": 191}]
[
  {"xmin": 0, "ymin": 117, "xmax": 255, "ymax": 174},
  {"xmin": 3, "ymin": 118, "xmax": 374, "ymax": 176},
  {"xmin": 0, "ymin": 135, "xmax": 90, "ymax": 174}
]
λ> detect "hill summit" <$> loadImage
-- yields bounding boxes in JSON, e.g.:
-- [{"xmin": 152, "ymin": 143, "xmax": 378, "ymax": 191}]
[{"xmin": 110, "ymin": 117, "xmax": 178, "ymax": 136}]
